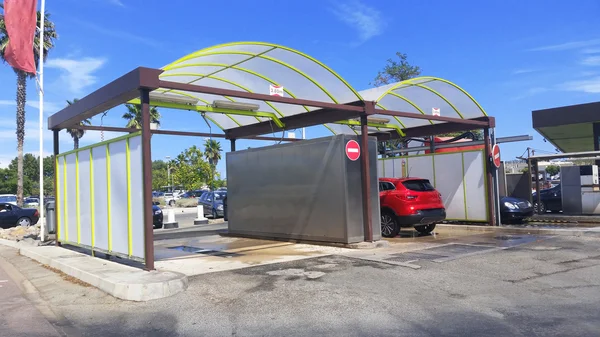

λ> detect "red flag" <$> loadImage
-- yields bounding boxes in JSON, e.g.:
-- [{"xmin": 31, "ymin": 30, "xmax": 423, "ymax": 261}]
[{"xmin": 4, "ymin": 0, "xmax": 38, "ymax": 74}]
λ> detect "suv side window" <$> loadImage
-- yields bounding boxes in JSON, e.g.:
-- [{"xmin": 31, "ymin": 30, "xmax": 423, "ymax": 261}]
[{"xmin": 379, "ymin": 181, "xmax": 396, "ymax": 191}]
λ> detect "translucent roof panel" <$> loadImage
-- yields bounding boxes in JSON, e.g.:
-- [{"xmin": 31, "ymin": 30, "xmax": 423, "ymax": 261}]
[
  {"xmin": 157, "ymin": 41, "xmax": 363, "ymax": 133},
  {"xmin": 358, "ymin": 77, "xmax": 487, "ymax": 130}
]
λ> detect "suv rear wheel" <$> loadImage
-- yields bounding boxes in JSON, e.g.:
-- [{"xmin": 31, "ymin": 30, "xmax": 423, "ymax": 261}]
[
  {"xmin": 381, "ymin": 210, "xmax": 400, "ymax": 238},
  {"xmin": 415, "ymin": 224, "xmax": 436, "ymax": 235}
]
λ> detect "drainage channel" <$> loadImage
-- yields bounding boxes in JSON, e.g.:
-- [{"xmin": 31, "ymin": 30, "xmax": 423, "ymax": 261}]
[{"xmin": 167, "ymin": 245, "xmax": 242, "ymax": 258}]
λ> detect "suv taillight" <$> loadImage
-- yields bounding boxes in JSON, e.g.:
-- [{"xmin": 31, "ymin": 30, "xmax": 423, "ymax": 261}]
[
  {"xmin": 34, "ymin": 210, "xmax": 39, "ymax": 217},
  {"xmin": 395, "ymin": 194, "xmax": 418, "ymax": 201}
]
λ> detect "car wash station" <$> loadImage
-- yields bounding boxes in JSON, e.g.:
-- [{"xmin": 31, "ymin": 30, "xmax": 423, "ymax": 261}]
[{"xmin": 48, "ymin": 42, "xmax": 505, "ymax": 270}]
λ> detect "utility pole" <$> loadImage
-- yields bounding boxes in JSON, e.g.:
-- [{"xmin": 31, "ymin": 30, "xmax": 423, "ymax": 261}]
[{"xmin": 166, "ymin": 156, "xmax": 171, "ymax": 192}]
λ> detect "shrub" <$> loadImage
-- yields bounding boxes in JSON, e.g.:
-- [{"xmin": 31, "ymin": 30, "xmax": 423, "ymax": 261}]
[{"xmin": 175, "ymin": 198, "xmax": 198, "ymax": 208}]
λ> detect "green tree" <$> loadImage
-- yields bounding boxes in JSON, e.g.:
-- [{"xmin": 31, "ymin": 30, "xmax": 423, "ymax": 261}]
[
  {"xmin": 371, "ymin": 52, "xmax": 421, "ymax": 86},
  {"xmin": 171, "ymin": 146, "xmax": 211, "ymax": 190},
  {"xmin": 0, "ymin": 4, "xmax": 58, "ymax": 206},
  {"xmin": 204, "ymin": 139, "xmax": 222, "ymax": 189},
  {"xmin": 122, "ymin": 104, "xmax": 161, "ymax": 129},
  {"xmin": 151, "ymin": 160, "xmax": 169, "ymax": 190},
  {"xmin": 545, "ymin": 165, "xmax": 560, "ymax": 176},
  {"xmin": 65, "ymin": 99, "xmax": 92, "ymax": 149}
]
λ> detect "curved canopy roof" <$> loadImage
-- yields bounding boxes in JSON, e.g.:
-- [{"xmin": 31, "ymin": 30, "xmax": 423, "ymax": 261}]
[{"xmin": 149, "ymin": 41, "xmax": 487, "ymax": 137}]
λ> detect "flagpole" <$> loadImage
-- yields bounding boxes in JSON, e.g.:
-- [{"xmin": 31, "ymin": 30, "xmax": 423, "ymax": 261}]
[{"xmin": 38, "ymin": 0, "xmax": 46, "ymax": 241}]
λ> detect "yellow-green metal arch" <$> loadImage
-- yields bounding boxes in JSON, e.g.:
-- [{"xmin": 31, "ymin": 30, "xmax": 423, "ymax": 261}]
[
  {"xmin": 402, "ymin": 81, "xmax": 465, "ymax": 119},
  {"xmin": 408, "ymin": 76, "xmax": 488, "ymax": 116},
  {"xmin": 387, "ymin": 92, "xmax": 434, "ymax": 125},
  {"xmin": 376, "ymin": 102, "xmax": 407, "ymax": 128},
  {"xmin": 167, "ymin": 41, "xmax": 362, "ymax": 101},
  {"xmin": 165, "ymin": 51, "xmax": 341, "ymax": 104}
]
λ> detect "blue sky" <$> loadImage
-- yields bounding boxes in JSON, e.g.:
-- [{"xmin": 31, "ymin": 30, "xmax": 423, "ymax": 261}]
[{"xmin": 1, "ymin": 0, "xmax": 600, "ymax": 176}]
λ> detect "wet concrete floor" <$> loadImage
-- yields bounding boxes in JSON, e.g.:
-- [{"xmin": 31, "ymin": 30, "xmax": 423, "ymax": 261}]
[{"xmin": 153, "ymin": 226, "xmax": 552, "ymax": 276}]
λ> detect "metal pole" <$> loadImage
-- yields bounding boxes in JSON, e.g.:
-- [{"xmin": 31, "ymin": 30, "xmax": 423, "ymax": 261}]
[
  {"xmin": 492, "ymin": 129, "xmax": 501, "ymax": 226},
  {"xmin": 360, "ymin": 102, "xmax": 374, "ymax": 242},
  {"xmin": 38, "ymin": 0, "xmax": 46, "ymax": 241},
  {"xmin": 594, "ymin": 123, "xmax": 600, "ymax": 167},
  {"xmin": 140, "ymin": 89, "xmax": 155, "ymax": 271},
  {"xmin": 483, "ymin": 128, "xmax": 496, "ymax": 226},
  {"xmin": 527, "ymin": 148, "xmax": 533, "ymax": 203},
  {"xmin": 533, "ymin": 160, "xmax": 542, "ymax": 215},
  {"xmin": 230, "ymin": 139, "xmax": 236, "ymax": 152},
  {"xmin": 53, "ymin": 130, "xmax": 59, "ymax": 246}
]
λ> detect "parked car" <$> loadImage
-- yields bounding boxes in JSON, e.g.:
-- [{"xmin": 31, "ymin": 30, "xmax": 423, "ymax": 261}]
[
  {"xmin": 0, "ymin": 203, "xmax": 40, "ymax": 228},
  {"xmin": 0, "ymin": 194, "xmax": 18, "ymax": 206},
  {"xmin": 152, "ymin": 191, "xmax": 164, "ymax": 198},
  {"xmin": 500, "ymin": 196, "xmax": 534, "ymax": 223},
  {"xmin": 532, "ymin": 184, "xmax": 562, "ymax": 213},
  {"xmin": 163, "ymin": 192, "xmax": 180, "ymax": 206},
  {"xmin": 153, "ymin": 203, "xmax": 163, "ymax": 229},
  {"xmin": 223, "ymin": 195, "xmax": 228, "ymax": 221},
  {"xmin": 378, "ymin": 177, "xmax": 446, "ymax": 238},
  {"xmin": 198, "ymin": 191, "xmax": 227, "ymax": 218},
  {"xmin": 24, "ymin": 197, "xmax": 40, "ymax": 207},
  {"xmin": 180, "ymin": 189, "xmax": 207, "ymax": 199}
]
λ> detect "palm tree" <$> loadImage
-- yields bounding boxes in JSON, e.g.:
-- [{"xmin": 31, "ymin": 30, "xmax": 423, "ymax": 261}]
[
  {"xmin": 203, "ymin": 139, "xmax": 222, "ymax": 190},
  {"xmin": 65, "ymin": 99, "xmax": 92, "ymax": 149},
  {"xmin": 122, "ymin": 104, "xmax": 161, "ymax": 129},
  {"xmin": 0, "ymin": 4, "xmax": 58, "ymax": 206},
  {"xmin": 203, "ymin": 139, "xmax": 222, "ymax": 166}
]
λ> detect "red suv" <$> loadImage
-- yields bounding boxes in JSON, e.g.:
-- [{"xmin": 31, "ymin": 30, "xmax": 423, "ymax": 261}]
[{"xmin": 379, "ymin": 177, "xmax": 446, "ymax": 237}]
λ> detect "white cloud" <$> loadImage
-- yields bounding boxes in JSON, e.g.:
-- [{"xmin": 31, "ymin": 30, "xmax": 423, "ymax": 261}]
[
  {"xmin": 330, "ymin": 1, "xmax": 386, "ymax": 44},
  {"xmin": 46, "ymin": 57, "xmax": 106, "ymax": 94},
  {"xmin": 511, "ymin": 87, "xmax": 549, "ymax": 100},
  {"xmin": 561, "ymin": 77, "xmax": 600, "ymax": 93},
  {"xmin": 72, "ymin": 19, "xmax": 161, "ymax": 48},
  {"xmin": 0, "ymin": 100, "xmax": 63, "ymax": 116},
  {"xmin": 582, "ymin": 48, "xmax": 600, "ymax": 54},
  {"xmin": 528, "ymin": 39, "xmax": 600, "ymax": 52},
  {"xmin": 108, "ymin": 0, "xmax": 125, "ymax": 6},
  {"xmin": 581, "ymin": 55, "xmax": 600, "ymax": 66},
  {"xmin": 512, "ymin": 68, "xmax": 538, "ymax": 75}
]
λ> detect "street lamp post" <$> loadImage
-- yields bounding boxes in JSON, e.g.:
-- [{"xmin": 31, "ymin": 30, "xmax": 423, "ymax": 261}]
[{"xmin": 166, "ymin": 156, "xmax": 171, "ymax": 193}]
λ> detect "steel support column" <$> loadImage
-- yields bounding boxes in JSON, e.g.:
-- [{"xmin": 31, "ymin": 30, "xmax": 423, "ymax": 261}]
[
  {"xmin": 230, "ymin": 139, "xmax": 236, "ymax": 152},
  {"xmin": 534, "ymin": 160, "xmax": 542, "ymax": 214},
  {"xmin": 360, "ymin": 102, "xmax": 374, "ymax": 242},
  {"xmin": 594, "ymin": 122, "xmax": 600, "ymax": 166},
  {"xmin": 483, "ymin": 128, "xmax": 496, "ymax": 226},
  {"xmin": 140, "ymin": 89, "xmax": 155, "ymax": 271},
  {"xmin": 53, "ymin": 130, "xmax": 60, "ymax": 246}
]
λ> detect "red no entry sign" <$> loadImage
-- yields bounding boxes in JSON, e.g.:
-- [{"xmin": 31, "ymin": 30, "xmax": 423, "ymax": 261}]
[
  {"xmin": 492, "ymin": 144, "xmax": 501, "ymax": 168},
  {"xmin": 346, "ymin": 140, "xmax": 360, "ymax": 161}
]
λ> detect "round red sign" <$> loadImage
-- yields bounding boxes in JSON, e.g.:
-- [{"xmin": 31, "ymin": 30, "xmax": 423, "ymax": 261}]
[
  {"xmin": 345, "ymin": 140, "xmax": 360, "ymax": 161},
  {"xmin": 492, "ymin": 144, "xmax": 501, "ymax": 168}
]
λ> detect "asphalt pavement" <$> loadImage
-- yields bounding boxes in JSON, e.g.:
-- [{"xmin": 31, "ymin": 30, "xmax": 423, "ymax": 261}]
[{"xmin": 2, "ymin": 229, "xmax": 600, "ymax": 336}]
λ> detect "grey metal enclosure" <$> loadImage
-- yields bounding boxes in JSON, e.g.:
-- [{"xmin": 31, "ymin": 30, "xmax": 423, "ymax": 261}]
[{"xmin": 226, "ymin": 134, "xmax": 380, "ymax": 244}]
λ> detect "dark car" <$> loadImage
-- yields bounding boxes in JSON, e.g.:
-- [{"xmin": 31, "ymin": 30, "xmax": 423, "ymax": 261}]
[
  {"xmin": 153, "ymin": 204, "xmax": 163, "ymax": 229},
  {"xmin": 500, "ymin": 196, "xmax": 534, "ymax": 223},
  {"xmin": 198, "ymin": 191, "xmax": 226, "ymax": 218},
  {"xmin": 532, "ymin": 184, "xmax": 562, "ymax": 213},
  {"xmin": 180, "ymin": 189, "xmax": 207, "ymax": 199},
  {"xmin": 0, "ymin": 203, "xmax": 40, "ymax": 228}
]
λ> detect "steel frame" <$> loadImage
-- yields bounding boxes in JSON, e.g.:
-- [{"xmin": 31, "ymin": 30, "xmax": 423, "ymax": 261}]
[{"xmin": 48, "ymin": 67, "xmax": 496, "ymax": 270}]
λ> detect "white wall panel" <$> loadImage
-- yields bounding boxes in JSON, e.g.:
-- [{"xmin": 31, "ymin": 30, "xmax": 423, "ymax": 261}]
[
  {"xmin": 406, "ymin": 156, "xmax": 434, "ymax": 186},
  {"xmin": 91, "ymin": 146, "xmax": 109, "ymax": 251},
  {"xmin": 109, "ymin": 140, "xmax": 129, "ymax": 256},
  {"xmin": 56, "ymin": 157, "xmax": 65, "ymax": 241},
  {"xmin": 434, "ymin": 153, "xmax": 466, "ymax": 220},
  {"xmin": 78, "ymin": 150, "xmax": 92, "ymax": 246},
  {"xmin": 65, "ymin": 153, "xmax": 78, "ymax": 242},
  {"xmin": 128, "ymin": 136, "xmax": 145, "ymax": 259},
  {"xmin": 463, "ymin": 151, "xmax": 487, "ymax": 221}
]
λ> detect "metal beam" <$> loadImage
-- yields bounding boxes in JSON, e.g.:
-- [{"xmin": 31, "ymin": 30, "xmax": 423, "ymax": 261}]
[
  {"xmin": 496, "ymin": 135, "xmax": 533, "ymax": 143},
  {"xmin": 484, "ymin": 128, "xmax": 496, "ymax": 226},
  {"xmin": 528, "ymin": 150, "xmax": 600, "ymax": 160},
  {"xmin": 372, "ymin": 108, "xmax": 493, "ymax": 126},
  {"xmin": 226, "ymin": 102, "xmax": 365, "ymax": 139},
  {"xmin": 140, "ymin": 89, "xmax": 155, "ymax": 271},
  {"xmin": 360, "ymin": 102, "xmax": 375, "ymax": 242},
  {"xmin": 48, "ymin": 67, "xmax": 163, "ymax": 130},
  {"xmin": 375, "ymin": 116, "xmax": 494, "ymax": 140},
  {"xmin": 158, "ymin": 80, "xmax": 365, "ymax": 113}
]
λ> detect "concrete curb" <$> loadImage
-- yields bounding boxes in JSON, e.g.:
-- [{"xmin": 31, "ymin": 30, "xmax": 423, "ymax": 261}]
[
  {"xmin": 17, "ymin": 246, "xmax": 188, "ymax": 302},
  {"xmin": 437, "ymin": 224, "xmax": 600, "ymax": 237}
]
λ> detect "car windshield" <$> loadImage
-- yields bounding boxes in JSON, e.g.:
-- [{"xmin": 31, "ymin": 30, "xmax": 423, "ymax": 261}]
[
  {"xmin": 0, "ymin": 196, "xmax": 17, "ymax": 203},
  {"xmin": 402, "ymin": 180, "xmax": 435, "ymax": 192},
  {"xmin": 214, "ymin": 192, "xmax": 226, "ymax": 200}
]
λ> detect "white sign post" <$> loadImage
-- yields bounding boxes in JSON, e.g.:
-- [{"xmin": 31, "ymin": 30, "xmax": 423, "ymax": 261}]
[
  {"xmin": 269, "ymin": 85, "xmax": 284, "ymax": 97},
  {"xmin": 432, "ymin": 107, "xmax": 441, "ymax": 116}
]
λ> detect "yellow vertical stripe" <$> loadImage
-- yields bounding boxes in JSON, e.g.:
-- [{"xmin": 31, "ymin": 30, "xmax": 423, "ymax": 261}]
[
  {"xmin": 63, "ymin": 156, "xmax": 68, "ymax": 242},
  {"xmin": 106, "ymin": 144, "xmax": 112, "ymax": 252},
  {"xmin": 55, "ymin": 156, "xmax": 61, "ymax": 241},
  {"xmin": 75, "ymin": 152, "xmax": 81, "ymax": 244},
  {"xmin": 90, "ymin": 150, "xmax": 95, "ymax": 255},
  {"xmin": 126, "ymin": 139, "xmax": 133, "ymax": 256}
]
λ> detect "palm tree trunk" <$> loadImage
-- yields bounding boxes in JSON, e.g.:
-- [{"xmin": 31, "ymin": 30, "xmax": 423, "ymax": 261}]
[
  {"xmin": 74, "ymin": 137, "xmax": 79, "ymax": 150},
  {"xmin": 16, "ymin": 70, "xmax": 27, "ymax": 206}
]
